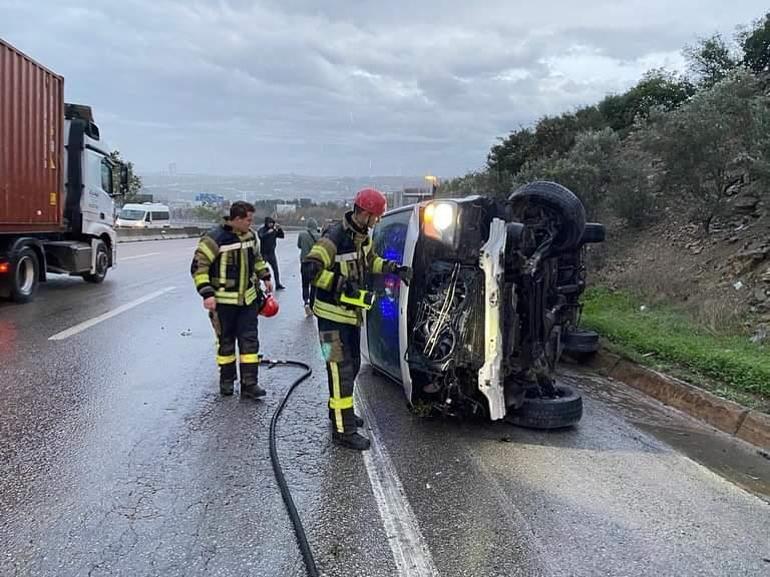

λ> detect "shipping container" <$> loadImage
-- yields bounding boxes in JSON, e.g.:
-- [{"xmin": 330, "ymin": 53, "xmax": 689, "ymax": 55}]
[{"xmin": 0, "ymin": 38, "xmax": 64, "ymax": 233}]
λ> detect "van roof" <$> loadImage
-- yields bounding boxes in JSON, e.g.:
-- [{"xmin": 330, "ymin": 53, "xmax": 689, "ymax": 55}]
[{"xmin": 122, "ymin": 203, "xmax": 169, "ymax": 210}]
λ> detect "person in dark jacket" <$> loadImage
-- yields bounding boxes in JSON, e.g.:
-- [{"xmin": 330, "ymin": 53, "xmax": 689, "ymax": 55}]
[
  {"xmin": 257, "ymin": 216, "xmax": 285, "ymax": 290},
  {"xmin": 297, "ymin": 218, "xmax": 320, "ymax": 315},
  {"xmin": 191, "ymin": 201, "xmax": 272, "ymax": 398}
]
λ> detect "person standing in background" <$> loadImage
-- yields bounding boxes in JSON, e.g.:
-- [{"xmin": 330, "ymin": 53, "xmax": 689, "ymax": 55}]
[
  {"xmin": 258, "ymin": 216, "xmax": 285, "ymax": 290},
  {"xmin": 297, "ymin": 217, "xmax": 320, "ymax": 316}
]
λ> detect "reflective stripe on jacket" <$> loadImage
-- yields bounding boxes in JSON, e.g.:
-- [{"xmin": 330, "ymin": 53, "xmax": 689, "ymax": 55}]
[
  {"xmin": 303, "ymin": 211, "xmax": 395, "ymax": 325},
  {"xmin": 191, "ymin": 224, "xmax": 271, "ymax": 306}
]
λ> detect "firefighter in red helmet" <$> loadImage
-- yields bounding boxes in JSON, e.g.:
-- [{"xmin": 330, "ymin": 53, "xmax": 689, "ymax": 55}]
[{"xmin": 302, "ymin": 188, "xmax": 412, "ymax": 450}]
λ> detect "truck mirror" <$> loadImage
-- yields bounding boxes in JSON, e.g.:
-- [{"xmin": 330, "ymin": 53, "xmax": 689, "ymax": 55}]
[
  {"xmin": 119, "ymin": 164, "xmax": 130, "ymax": 194},
  {"xmin": 86, "ymin": 122, "xmax": 100, "ymax": 140}
]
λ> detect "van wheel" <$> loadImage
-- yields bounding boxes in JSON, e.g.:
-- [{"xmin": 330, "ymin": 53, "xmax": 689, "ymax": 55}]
[
  {"xmin": 509, "ymin": 181, "xmax": 586, "ymax": 253},
  {"xmin": 505, "ymin": 385, "xmax": 583, "ymax": 429},
  {"xmin": 82, "ymin": 241, "xmax": 109, "ymax": 284},
  {"xmin": 11, "ymin": 247, "xmax": 40, "ymax": 303}
]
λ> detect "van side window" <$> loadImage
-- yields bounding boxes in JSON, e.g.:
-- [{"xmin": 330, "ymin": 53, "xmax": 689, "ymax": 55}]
[{"xmin": 152, "ymin": 211, "xmax": 169, "ymax": 221}]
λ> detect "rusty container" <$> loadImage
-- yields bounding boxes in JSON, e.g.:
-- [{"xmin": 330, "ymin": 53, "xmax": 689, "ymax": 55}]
[{"xmin": 0, "ymin": 38, "xmax": 64, "ymax": 233}]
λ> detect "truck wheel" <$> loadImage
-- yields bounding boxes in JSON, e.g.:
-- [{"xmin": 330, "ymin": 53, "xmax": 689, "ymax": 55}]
[
  {"xmin": 505, "ymin": 385, "xmax": 583, "ymax": 429},
  {"xmin": 82, "ymin": 242, "xmax": 109, "ymax": 284},
  {"xmin": 509, "ymin": 181, "xmax": 586, "ymax": 253},
  {"xmin": 11, "ymin": 247, "xmax": 40, "ymax": 303}
]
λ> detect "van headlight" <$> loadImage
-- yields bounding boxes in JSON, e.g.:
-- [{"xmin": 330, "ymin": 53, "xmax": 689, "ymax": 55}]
[{"xmin": 422, "ymin": 201, "xmax": 458, "ymax": 246}]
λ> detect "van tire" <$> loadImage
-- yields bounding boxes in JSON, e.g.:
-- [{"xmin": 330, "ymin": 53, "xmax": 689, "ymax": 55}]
[
  {"xmin": 505, "ymin": 385, "xmax": 583, "ymax": 429},
  {"xmin": 509, "ymin": 181, "xmax": 586, "ymax": 253},
  {"xmin": 580, "ymin": 223, "xmax": 606, "ymax": 244}
]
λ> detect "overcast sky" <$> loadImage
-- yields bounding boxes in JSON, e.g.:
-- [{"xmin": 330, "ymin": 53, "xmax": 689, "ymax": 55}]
[{"xmin": 1, "ymin": 1, "xmax": 767, "ymax": 177}]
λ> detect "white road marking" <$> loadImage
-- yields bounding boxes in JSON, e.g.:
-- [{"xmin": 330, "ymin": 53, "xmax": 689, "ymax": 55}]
[
  {"xmin": 49, "ymin": 287, "xmax": 176, "ymax": 341},
  {"xmin": 357, "ymin": 389, "xmax": 440, "ymax": 577},
  {"xmin": 120, "ymin": 252, "xmax": 161, "ymax": 261}
]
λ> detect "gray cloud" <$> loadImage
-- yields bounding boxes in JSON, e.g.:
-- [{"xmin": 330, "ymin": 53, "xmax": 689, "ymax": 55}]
[{"xmin": 1, "ymin": 0, "xmax": 766, "ymax": 176}]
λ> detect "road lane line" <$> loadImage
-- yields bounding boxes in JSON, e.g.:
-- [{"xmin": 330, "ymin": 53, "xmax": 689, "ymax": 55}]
[
  {"xmin": 49, "ymin": 287, "xmax": 176, "ymax": 341},
  {"xmin": 120, "ymin": 252, "xmax": 161, "ymax": 261},
  {"xmin": 357, "ymin": 389, "xmax": 440, "ymax": 577}
]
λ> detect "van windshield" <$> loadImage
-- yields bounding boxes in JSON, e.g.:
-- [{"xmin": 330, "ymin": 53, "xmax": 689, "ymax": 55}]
[{"xmin": 119, "ymin": 209, "xmax": 145, "ymax": 220}]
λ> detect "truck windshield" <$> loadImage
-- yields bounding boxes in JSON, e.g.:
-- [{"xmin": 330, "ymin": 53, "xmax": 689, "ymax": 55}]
[{"xmin": 120, "ymin": 209, "xmax": 145, "ymax": 220}]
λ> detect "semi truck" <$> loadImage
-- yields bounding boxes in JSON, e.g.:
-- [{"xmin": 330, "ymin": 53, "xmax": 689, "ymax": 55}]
[{"xmin": 0, "ymin": 38, "xmax": 128, "ymax": 303}]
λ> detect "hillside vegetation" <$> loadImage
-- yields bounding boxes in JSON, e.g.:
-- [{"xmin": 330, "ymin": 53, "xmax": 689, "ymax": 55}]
[{"xmin": 440, "ymin": 13, "xmax": 770, "ymax": 339}]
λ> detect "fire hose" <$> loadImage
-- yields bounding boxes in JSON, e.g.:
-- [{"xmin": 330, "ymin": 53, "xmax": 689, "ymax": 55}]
[{"xmin": 264, "ymin": 358, "xmax": 320, "ymax": 577}]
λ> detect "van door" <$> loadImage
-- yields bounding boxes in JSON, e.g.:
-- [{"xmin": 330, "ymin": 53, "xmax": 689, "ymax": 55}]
[{"xmin": 365, "ymin": 207, "xmax": 415, "ymax": 390}]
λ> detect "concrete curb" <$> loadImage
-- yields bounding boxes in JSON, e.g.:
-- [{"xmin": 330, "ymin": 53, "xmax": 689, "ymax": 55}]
[{"xmin": 585, "ymin": 350, "xmax": 769, "ymax": 450}]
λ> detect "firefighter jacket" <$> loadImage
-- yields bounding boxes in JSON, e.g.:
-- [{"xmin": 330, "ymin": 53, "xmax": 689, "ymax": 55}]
[
  {"xmin": 304, "ymin": 211, "xmax": 398, "ymax": 326},
  {"xmin": 191, "ymin": 223, "xmax": 272, "ymax": 306}
]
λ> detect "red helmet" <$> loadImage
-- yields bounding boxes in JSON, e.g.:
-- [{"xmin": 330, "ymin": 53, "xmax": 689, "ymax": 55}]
[
  {"xmin": 354, "ymin": 188, "xmax": 387, "ymax": 217},
  {"xmin": 259, "ymin": 294, "xmax": 279, "ymax": 317}
]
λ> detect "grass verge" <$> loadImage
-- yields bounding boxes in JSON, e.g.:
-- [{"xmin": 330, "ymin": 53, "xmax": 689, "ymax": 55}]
[{"xmin": 581, "ymin": 288, "xmax": 770, "ymax": 412}]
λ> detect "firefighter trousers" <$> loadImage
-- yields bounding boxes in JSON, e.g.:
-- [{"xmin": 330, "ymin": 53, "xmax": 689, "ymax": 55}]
[
  {"xmin": 209, "ymin": 303, "xmax": 260, "ymax": 386},
  {"xmin": 317, "ymin": 318, "xmax": 361, "ymax": 434}
]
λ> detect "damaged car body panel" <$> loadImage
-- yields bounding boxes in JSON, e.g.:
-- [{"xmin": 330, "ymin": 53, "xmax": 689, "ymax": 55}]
[{"xmin": 364, "ymin": 182, "xmax": 604, "ymax": 429}]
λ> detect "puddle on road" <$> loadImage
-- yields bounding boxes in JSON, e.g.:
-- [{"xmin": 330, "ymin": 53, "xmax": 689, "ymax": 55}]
[{"xmin": 563, "ymin": 369, "xmax": 770, "ymax": 502}]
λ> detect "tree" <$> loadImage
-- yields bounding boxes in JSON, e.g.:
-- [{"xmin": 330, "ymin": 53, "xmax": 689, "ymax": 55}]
[
  {"xmin": 740, "ymin": 12, "xmax": 770, "ymax": 76},
  {"xmin": 599, "ymin": 70, "xmax": 694, "ymax": 132},
  {"xmin": 487, "ymin": 129, "xmax": 535, "ymax": 179},
  {"xmin": 607, "ymin": 139, "xmax": 657, "ymax": 228},
  {"xmin": 644, "ymin": 71, "xmax": 770, "ymax": 234},
  {"xmin": 684, "ymin": 33, "xmax": 739, "ymax": 88},
  {"xmin": 514, "ymin": 129, "xmax": 621, "ymax": 218},
  {"xmin": 108, "ymin": 150, "xmax": 143, "ymax": 202},
  {"xmin": 437, "ymin": 171, "xmax": 509, "ymax": 198},
  {"xmin": 487, "ymin": 106, "xmax": 609, "ymax": 183},
  {"xmin": 529, "ymin": 106, "xmax": 608, "ymax": 161}
]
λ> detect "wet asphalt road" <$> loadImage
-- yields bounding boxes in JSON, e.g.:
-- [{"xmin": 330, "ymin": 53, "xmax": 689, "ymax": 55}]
[{"xmin": 1, "ymin": 236, "xmax": 769, "ymax": 577}]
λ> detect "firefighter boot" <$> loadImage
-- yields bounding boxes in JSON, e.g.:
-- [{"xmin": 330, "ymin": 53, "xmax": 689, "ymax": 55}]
[
  {"xmin": 220, "ymin": 380, "xmax": 234, "ymax": 396},
  {"xmin": 241, "ymin": 383, "xmax": 266, "ymax": 400},
  {"xmin": 332, "ymin": 431, "xmax": 371, "ymax": 451}
]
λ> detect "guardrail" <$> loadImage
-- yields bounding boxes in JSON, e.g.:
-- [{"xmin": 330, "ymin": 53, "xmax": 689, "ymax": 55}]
[
  {"xmin": 117, "ymin": 226, "xmax": 207, "ymax": 243},
  {"xmin": 117, "ymin": 225, "xmax": 305, "ymax": 243}
]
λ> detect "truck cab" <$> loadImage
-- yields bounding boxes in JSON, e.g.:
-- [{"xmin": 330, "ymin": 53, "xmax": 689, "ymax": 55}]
[{"xmin": 0, "ymin": 99, "xmax": 127, "ymax": 302}]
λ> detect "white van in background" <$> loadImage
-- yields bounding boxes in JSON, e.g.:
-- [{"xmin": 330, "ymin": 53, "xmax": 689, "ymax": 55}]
[{"xmin": 116, "ymin": 203, "xmax": 171, "ymax": 229}]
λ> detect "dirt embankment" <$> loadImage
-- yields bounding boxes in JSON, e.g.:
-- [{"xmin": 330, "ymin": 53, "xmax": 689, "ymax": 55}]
[{"xmin": 589, "ymin": 188, "xmax": 770, "ymax": 340}]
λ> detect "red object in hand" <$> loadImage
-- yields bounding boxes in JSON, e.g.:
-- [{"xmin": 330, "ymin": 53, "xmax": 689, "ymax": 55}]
[{"xmin": 260, "ymin": 294, "xmax": 279, "ymax": 317}]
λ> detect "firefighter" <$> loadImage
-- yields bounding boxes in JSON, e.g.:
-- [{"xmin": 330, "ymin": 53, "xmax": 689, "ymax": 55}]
[
  {"xmin": 303, "ymin": 188, "xmax": 412, "ymax": 450},
  {"xmin": 191, "ymin": 201, "xmax": 273, "ymax": 398}
]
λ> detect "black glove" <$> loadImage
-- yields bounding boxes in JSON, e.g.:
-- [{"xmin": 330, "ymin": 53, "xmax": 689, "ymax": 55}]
[
  {"xmin": 395, "ymin": 265, "xmax": 413, "ymax": 286},
  {"xmin": 343, "ymin": 279, "xmax": 362, "ymax": 297}
]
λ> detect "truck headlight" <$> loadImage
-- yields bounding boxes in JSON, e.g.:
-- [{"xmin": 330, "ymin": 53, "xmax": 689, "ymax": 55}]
[{"xmin": 423, "ymin": 201, "xmax": 458, "ymax": 246}]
